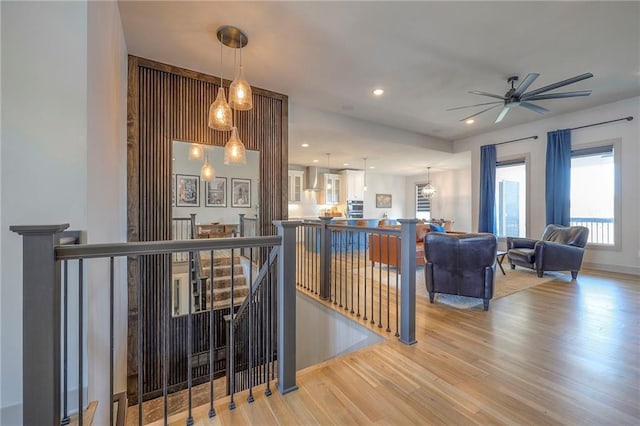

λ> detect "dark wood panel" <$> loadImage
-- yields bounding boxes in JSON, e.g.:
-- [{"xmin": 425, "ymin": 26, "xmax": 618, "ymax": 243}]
[{"xmin": 127, "ymin": 55, "xmax": 288, "ymax": 402}]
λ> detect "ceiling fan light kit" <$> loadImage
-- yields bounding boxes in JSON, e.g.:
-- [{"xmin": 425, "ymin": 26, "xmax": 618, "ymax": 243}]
[{"xmin": 450, "ymin": 72, "xmax": 594, "ymax": 123}]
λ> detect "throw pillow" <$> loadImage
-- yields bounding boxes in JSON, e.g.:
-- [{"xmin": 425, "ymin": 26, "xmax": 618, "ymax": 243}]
[{"xmin": 429, "ymin": 224, "xmax": 446, "ymax": 233}]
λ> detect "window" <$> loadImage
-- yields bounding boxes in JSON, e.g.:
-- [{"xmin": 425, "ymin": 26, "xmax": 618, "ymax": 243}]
[
  {"xmin": 415, "ymin": 184, "xmax": 431, "ymax": 221},
  {"xmin": 570, "ymin": 144, "xmax": 615, "ymax": 246},
  {"xmin": 495, "ymin": 159, "xmax": 526, "ymax": 238}
]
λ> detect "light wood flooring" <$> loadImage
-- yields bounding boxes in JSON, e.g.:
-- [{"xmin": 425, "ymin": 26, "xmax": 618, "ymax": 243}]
[{"xmin": 135, "ymin": 268, "xmax": 639, "ymax": 425}]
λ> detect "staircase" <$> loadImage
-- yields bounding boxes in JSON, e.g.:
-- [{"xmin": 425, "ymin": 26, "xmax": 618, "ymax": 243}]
[{"xmin": 200, "ymin": 254, "xmax": 250, "ymax": 309}]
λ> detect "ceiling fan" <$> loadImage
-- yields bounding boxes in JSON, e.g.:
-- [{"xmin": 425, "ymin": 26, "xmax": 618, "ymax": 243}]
[{"xmin": 448, "ymin": 72, "xmax": 593, "ymax": 123}]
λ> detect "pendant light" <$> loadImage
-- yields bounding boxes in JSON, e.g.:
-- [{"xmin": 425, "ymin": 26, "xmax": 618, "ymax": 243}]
[
  {"xmin": 224, "ymin": 126, "xmax": 247, "ymax": 165},
  {"xmin": 188, "ymin": 144, "xmax": 203, "ymax": 160},
  {"xmin": 208, "ymin": 33, "xmax": 232, "ymax": 131},
  {"xmin": 201, "ymin": 152, "xmax": 215, "ymax": 182},
  {"xmin": 228, "ymin": 32, "xmax": 253, "ymax": 111},
  {"xmin": 422, "ymin": 167, "xmax": 436, "ymax": 198},
  {"xmin": 326, "ymin": 153, "xmax": 332, "ymax": 189},
  {"xmin": 363, "ymin": 157, "xmax": 368, "ymax": 191},
  {"xmin": 217, "ymin": 26, "xmax": 250, "ymax": 165}
]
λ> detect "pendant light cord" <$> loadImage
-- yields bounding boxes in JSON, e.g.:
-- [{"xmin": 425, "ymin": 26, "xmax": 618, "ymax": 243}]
[{"xmin": 220, "ymin": 34, "xmax": 224, "ymax": 87}]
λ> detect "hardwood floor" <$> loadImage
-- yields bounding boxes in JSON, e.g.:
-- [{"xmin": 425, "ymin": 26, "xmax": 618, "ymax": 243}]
[{"xmin": 139, "ymin": 269, "xmax": 640, "ymax": 425}]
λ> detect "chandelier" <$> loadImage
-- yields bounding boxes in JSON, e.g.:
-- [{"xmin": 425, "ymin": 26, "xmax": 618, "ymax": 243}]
[
  {"xmin": 207, "ymin": 25, "xmax": 253, "ymax": 165},
  {"xmin": 422, "ymin": 167, "xmax": 436, "ymax": 199}
]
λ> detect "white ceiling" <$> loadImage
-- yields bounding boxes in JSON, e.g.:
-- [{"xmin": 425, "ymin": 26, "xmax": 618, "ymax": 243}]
[{"xmin": 118, "ymin": 1, "xmax": 640, "ymax": 175}]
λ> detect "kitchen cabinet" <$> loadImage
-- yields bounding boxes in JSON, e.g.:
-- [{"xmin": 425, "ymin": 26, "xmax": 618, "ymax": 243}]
[
  {"xmin": 322, "ymin": 173, "xmax": 342, "ymax": 204},
  {"xmin": 288, "ymin": 170, "xmax": 304, "ymax": 202},
  {"xmin": 341, "ymin": 170, "xmax": 365, "ymax": 200}
]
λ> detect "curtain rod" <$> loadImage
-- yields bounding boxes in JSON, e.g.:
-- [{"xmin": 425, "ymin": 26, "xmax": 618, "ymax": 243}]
[
  {"xmin": 482, "ymin": 116, "xmax": 634, "ymax": 148},
  {"xmin": 492, "ymin": 135, "xmax": 538, "ymax": 147},
  {"xmin": 570, "ymin": 116, "xmax": 633, "ymax": 131}
]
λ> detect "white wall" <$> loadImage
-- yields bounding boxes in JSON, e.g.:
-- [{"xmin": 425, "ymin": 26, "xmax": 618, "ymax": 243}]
[
  {"xmin": 86, "ymin": 1, "xmax": 128, "ymax": 424},
  {"xmin": 405, "ymin": 167, "xmax": 472, "ymax": 232},
  {"xmin": 172, "ymin": 142, "xmax": 259, "ymax": 224},
  {"xmin": 363, "ymin": 173, "xmax": 407, "ymax": 219},
  {"xmin": 1, "ymin": 1, "xmax": 128, "ymax": 424},
  {"xmin": 1, "ymin": 3, "xmax": 88, "ymax": 422},
  {"xmin": 454, "ymin": 97, "xmax": 640, "ymax": 274},
  {"xmin": 296, "ymin": 292, "xmax": 383, "ymax": 371}
]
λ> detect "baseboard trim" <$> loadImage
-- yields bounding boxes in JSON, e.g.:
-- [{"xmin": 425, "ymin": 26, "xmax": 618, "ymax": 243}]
[{"xmin": 583, "ymin": 262, "xmax": 640, "ymax": 277}]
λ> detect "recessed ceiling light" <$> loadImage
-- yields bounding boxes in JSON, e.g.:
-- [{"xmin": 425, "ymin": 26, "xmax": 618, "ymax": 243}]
[
  {"xmin": 465, "ymin": 119, "xmax": 475, "ymax": 125},
  {"xmin": 301, "ymin": 143, "xmax": 309, "ymax": 147},
  {"xmin": 369, "ymin": 166, "xmax": 375, "ymax": 169},
  {"xmin": 372, "ymin": 88, "xmax": 384, "ymax": 96},
  {"xmin": 343, "ymin": 163, "xmax": 349, "ymax": 166},
  {"xmin": 312, "ymin": 159, "xmax": 319, "ymax": 163}
]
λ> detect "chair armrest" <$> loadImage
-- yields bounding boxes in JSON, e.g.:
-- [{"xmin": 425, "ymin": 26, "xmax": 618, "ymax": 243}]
[
  {"xmin": 507, "ymin": 237, "xmax": 537, "ymax": 249},
  {"xmin": 535, "ymin": 240, "xmax": 584, "ymax": 254},
  {"xmin": 534, "ymin": 240, "xmax": 585, "ymax": 270}
]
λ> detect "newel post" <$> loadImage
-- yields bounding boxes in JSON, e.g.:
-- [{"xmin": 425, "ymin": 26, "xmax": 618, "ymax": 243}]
[
  {"xmin": 10, "ymin": 224, "xmax": 69, "ymax": 426},
  {"xmin": 273, "ymin": 220, "xmax": 300, "ymax": 394},
  {"xmin": 398, "ymin": 219, "xmax": 418, "ymax": 345},
  {"xmin": 318, "ymin": 216, "xmax": 333, "ymax": 300},
  {"xmin": 238, "ymin": 213, "xmax": 246, "ymax": 237}
]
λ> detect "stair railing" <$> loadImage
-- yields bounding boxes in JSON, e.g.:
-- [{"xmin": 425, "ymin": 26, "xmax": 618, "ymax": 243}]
[
  {"xmin": 11, "ymin": 220, "xmax": 299, "ymax": 426},
  {"xmin": 295, "ymin": 217, "xmax": 418, "ymax": 345}
]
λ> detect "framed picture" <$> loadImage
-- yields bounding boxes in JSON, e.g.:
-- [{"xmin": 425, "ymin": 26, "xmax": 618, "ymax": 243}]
[
  {"xmin": 376, "ymin": 193, "xmax": 392, "ymax": 208},
  {"xmin": 171, "ymin": 174, "xmax": 176, "ymax": 207},
  {"xmin": 175, "ymin": 174, "xmax": 200, "ymax": 207},
  {"xmin": 205, "ymin": 177, "xmax": 227, "ymax": 207},
  {"xmin": 231, "ymin": 178, "xmax": 251, "ymax": 208}
]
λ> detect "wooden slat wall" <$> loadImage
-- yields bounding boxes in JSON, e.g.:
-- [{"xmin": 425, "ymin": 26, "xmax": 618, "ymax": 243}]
[{"xmin": 126, "ymin": 56, "xmax": 288, "ymax": 402}]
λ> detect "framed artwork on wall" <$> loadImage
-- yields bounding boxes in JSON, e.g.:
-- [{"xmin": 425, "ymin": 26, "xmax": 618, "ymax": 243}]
[
  {"xmin": 376, "ymin": 193, "xmax": 392, "ymax": 208},
  {"xmin": 231, "ymin": 178, "xmax": 251, "ymax": 208},
  {"xmin": 176, "ymin": 174, "xmax": 200, "ymax": 207},
  {"xmin": 172, "ymin": 174, "xmax": 176, "ymax": 207},
  {"xmin": 205, "ymin": 177, "xmax": 227, "ymax": 207}
]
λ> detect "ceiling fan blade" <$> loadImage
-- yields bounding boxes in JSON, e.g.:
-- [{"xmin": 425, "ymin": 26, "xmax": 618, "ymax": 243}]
[
  {"xmin": 512, "ymin": 73, "xmax": 540, "ymax": 97},
  {"xmin": 446, "ymin": 101, "xmax": 502, "ymax": 111},
  {"xmin": 495, "ymin": 107, "xmax": 509, "ymax": 123},
  {"xmin": 519, "ymin": 102, "xmax": 549, "ymax": 114},
  {"xmin": 459, "ymin": 104, "xmax": 501, "ymax": 122},
  {"xmin": 521, "ymin": 72, "xmax": 593, "ymax": 98},
  {"xmin": 469, "ymin": 91, "xmax": 506, "ymax": 100},
  {"xmin": 522, "ymin": 90, "xmax": 592, "ymax": 101}
]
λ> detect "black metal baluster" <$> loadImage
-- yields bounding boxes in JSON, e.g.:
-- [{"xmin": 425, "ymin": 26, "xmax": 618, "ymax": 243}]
[
  {"xmin": 395, "ymin": 237, "xmax": 400, "ymax": 337},
  {"xmin": 344, "ymin": 231, "xmax": 349, "ymax": 311},
  {"xmin": 229, "ymin": 249, "xmax": 236, "ymax": 409},
  {"xmin": 331, "ymin": 230, "xmax": 339, "ymax": 305},
  {"xmin": 109, "ymin": 257, "xmax": 115, "ymax": 426},
  {"xmin": 371, "ymin": 233, "xmax": 377, "ymax": 324},
  {"xmin": 61, "ymin": 260, "xmax": 69, "ymax": 426},
  {"xmin": 186, "ymin": 252, "xmax": 194, "ymax": 425},
  {"xmin": 296, "ymin": 227, "xmax": 300, "ymax": 287},
  {"xmin": 308, "ymin": 226, "xmax": 313, "ymax": 292},
  {"xmin": 378, "ymin": 234, "xmax": 383, "ymax": 328},
  {"xmin": 363, "ymin": 238, "xmax": 368, "ymax": 321},
  {"xmin": 265, "ymin": 260, "xmax": 272, "ymax": 397},
  {"xmin": 78, "ymin": 259, "xmax": 84, "ymax": 426},
  {"xmin": 209, "ymin": 250, "xmax": 216, "ymax": 418},
  {"xmin": 350, "ymin": 233, "xmax": 355, "ymax": 314},
  {"xmin": 386, "ymin": 235, "xmax": 391, "ymax": 332},
  {"xmin": 315, "ymin": 227, "xmax": 319, "ymax": 295},
  {"xmin": 339, "ymin": 231, "xmax": 343, "ymax": 308},
  {"xmin": 357, "ymin": 233, "xmax": 361, "ymax": 317},
  {"xmin": 137, "ymin": 258, "xmax": 143, "ymax": 426},
  {"xmin": 248, "ymin": 247, "xmax": 255, "ymax": 403},
  {"xmin": 163, "ymin": 254, "xmax": 169, "ymax": 425}
]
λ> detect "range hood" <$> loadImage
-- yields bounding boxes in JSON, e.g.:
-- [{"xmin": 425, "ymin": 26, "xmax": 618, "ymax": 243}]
[{"xmin": 304, "ymin": 166, "xmax": 323, "ymax": 191}]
